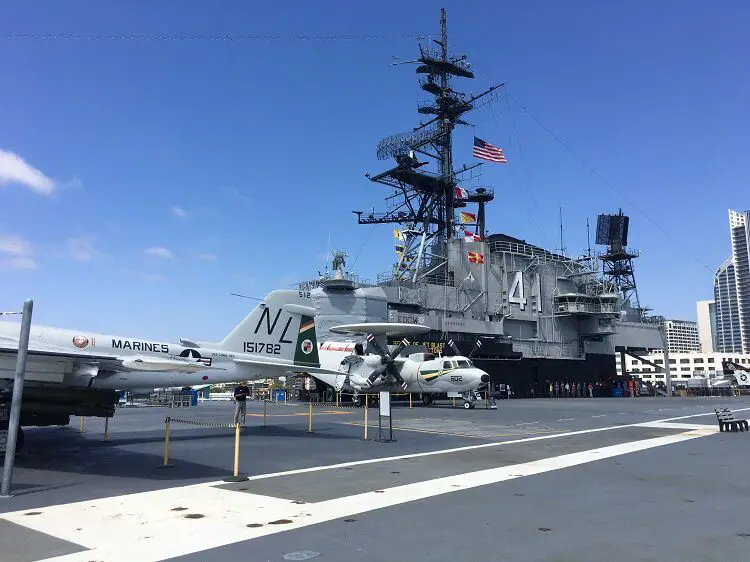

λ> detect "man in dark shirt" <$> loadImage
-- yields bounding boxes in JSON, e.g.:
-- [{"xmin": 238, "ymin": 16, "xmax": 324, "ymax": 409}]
[{"xmin": 233, "ymin": 382, "xmax": 250, "ymax": 427}]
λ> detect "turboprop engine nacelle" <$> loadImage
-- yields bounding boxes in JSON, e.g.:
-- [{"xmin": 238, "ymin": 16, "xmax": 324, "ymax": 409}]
[{"xmin": 343, "ymin": 353, "xmax": 419, "ymax": 390}]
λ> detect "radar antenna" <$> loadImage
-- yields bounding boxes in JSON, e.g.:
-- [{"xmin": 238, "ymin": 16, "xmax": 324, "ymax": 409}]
[
  {"xmin": 595, "ymin": 209, "xmax": 644, "ymax": 320},
  {"xmin": 353, "ymin": 8, "xmax": 504, "ymax": 283}
]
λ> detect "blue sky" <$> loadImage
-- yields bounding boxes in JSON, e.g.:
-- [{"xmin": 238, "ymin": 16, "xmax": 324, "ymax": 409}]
[{"xmin": 0, "ymin": 0, "xmax": 747, "ymax": 340}]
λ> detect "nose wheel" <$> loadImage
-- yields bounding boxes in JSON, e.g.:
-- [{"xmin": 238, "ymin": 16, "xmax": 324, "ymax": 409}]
[{"xmin": 461, "ymin": 391, "xmax": 477, "ymax": 409}]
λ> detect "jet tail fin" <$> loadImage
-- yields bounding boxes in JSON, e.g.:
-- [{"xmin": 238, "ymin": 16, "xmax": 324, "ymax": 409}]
[{"xmin": 217, "ymin": 290, "xmax": 320, "ymax": 367}]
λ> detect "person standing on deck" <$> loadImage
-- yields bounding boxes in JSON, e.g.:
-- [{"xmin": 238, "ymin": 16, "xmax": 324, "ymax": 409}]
[{"xmin": 233, "ymin": 382, "xmax": 250, "ymax": 427}]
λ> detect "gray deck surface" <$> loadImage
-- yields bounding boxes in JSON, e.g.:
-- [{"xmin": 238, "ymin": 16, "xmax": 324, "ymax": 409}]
[{"xmin": 1, "ymin": 396, "xmax": 748, "ymax": 561}]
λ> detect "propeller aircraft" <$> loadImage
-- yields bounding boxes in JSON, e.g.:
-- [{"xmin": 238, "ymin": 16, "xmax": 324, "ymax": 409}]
[{"xmin": 308, "ymin": 323, "xmax": 492, "ymax": 409}]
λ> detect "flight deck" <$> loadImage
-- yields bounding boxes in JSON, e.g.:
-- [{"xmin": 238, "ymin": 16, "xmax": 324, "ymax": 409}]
[{"xmin": 1, "ymin": 396, "xmax": 749, "ymax": 562}]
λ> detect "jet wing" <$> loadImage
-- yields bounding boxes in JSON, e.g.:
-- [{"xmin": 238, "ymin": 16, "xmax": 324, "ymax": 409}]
[{"xmin": 0, "ymin": 339, "xmax": 224, "ymax": 373}]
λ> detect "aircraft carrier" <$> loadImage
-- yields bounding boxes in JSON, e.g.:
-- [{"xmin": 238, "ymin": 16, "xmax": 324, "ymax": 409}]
[{"xmin": 295, "ymin": 9, "xmax": 663, "ymax": 398}]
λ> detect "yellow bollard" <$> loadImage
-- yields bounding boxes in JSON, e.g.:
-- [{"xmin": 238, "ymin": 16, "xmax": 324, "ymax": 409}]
[
  {"xmin": 263, "ymin": 399, "xmax": 267, "ymax": 427},
  {"xmin": 233, "ymin": 423, "xmax": 240, "ymax": 476},
  {"xmin": 79, "ymin": 416, "xmax": 84, "ymax": 433},
  {"xmin": 160, "ymin": 417, "xmax": 173, "ymax": 468},
  {"xmin": 308, "ymin": 402, "xmax": 313, "ymax": 433},
  {"xmin": 363, "ymin": 394, "xmax": 369, "ymax": 440},
  {"xmin": 409, "ymin": 393, "xmax": 413, "ymax": 409},
  {"xmin": 451, "ymin": 398, "xmax": 455, "ymax": 408},
  {"xmin": 336, "ymin": 392, "xmax": 340, "ymax": 407},
  {"xmin": 485, "ymin": 391, "xmax": 488, "ymax": 409},
  {"xmin": 103, "ymin": 417, "xmax": 110, "ymax": 441},
  {"xmin": 222, "ymin": 423, "xmax": 248, "ymax": 482}
]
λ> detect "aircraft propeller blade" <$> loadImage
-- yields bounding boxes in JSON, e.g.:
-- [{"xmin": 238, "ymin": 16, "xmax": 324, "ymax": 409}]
[
  {"xmin": 468, "ymin": 339, "xmax": 483, "ymax": 359},
  {"xmin": 365, "ymin": 334, "xmax": 409, "ymax": 389},
  {"xmin": 446, "ymin": 338, "xmax": 482, "ymax": 359},
  {"xmin": 446, "ymin": 339, "xmax": 461, "ymax": 356}
]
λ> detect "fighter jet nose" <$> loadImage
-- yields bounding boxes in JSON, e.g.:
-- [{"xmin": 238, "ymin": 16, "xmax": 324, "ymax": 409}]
[{"xmin": 481, "ymin": 374, "xmax": 490, "ymax": 383}]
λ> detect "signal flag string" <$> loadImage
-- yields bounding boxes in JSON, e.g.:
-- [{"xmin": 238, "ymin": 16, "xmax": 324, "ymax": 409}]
[
  {"xmin": 503, "ymin": 88, "xmax": 715, "ymax": 275},
  {"xmin": 0, "ymin": 32, "xmax": 427, "ymax": 42},
  {"xmin": 475, "ymin": 60, "xmax": 713, "ymax": 274}
]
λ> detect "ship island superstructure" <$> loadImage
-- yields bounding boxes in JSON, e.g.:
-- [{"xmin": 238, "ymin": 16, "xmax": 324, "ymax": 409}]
[{"xmin": 296, "ymin": 9, "xmax": 663, "ymax": 397}]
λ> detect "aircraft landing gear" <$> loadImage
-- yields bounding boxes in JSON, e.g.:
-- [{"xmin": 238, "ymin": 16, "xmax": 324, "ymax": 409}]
[
  {"xmin": 422, "ymin": 394, "xmax": 433, "ymax": 406},
  {"xmin": 0, "ymin": 424, "xmax": 24, "ymax": 456},
  {"xmin": 461, "ymin": 391, "xmax": 478, "ymax": 409},
  {"xmin": 352, "ymin": 393, "xmax": 378, "ymax": 407}
]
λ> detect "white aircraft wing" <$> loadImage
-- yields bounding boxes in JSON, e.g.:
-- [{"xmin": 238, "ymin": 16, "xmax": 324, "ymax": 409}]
[{"xmin": 0, "ymin": 339, "xmax": 225, "ymax": 373}]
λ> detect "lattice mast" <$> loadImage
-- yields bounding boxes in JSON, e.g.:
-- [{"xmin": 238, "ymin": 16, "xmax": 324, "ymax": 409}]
[
  {"xmin": 595, "ymin": 209, "xmax": 643, "ymax": 314},
  {"xmin": 353, "ymin": 9, "xmax": 502, "ymax": 280}
]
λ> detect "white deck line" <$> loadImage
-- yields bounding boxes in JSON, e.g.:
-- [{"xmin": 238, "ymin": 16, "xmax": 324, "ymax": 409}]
[{"xmin": 8, "ymin": 424, "xmax": 717, "ymax": 562}]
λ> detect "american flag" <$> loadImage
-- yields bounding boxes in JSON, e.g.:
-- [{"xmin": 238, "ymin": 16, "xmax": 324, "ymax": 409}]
[{"xmin": 473, "ymin": 136, "xmax": 507, "ymax": 163}]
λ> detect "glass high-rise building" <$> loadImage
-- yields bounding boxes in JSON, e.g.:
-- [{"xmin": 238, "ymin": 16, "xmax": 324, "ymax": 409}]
[{"xmin": 714, "ymin": 209, "xmax": 750, "ymax": 354}]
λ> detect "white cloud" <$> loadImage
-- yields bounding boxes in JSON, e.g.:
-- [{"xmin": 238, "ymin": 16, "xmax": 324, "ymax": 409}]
[
  {"xmin": 0, "ymin": 234, "xmax": 33, "ymax": 256},
  {"xmin": 221, "ymin": 185, "xmax": 251, "ymax": 203},
  {"xmin": 67, "ymin": 237, "xmax": 96, "ymax": 261},
  {"xmin": 199, "ymin": 253, "xmax": 217, "ymax": 261},
  {"xmin": 59, "ymin": 176, "xmax": 84, "ymax": 191},
  {"xmin": 121, "ymin": 270, "xmax": 167, "ymax": 283},
  {"xmin": 144, "ymin": 246, "xmax": 175, "ymax": 259},
  {"xmin": 0, "ymin": 257, "xmax": 38, "ymax": 270},
  {"xmin": 0, "ymin": 234, "xmax": 37, "ymax": 269},
  {"xmin": 135, "ymin": 272, "xmax": 167, "ymax": 283},
  {"xmin": 172, "ymin": 206, "xmax": 188, "ymax": 218},
  {"xmin": 0, "ymin": 149, "xmax": 55, "ymax": 195}
]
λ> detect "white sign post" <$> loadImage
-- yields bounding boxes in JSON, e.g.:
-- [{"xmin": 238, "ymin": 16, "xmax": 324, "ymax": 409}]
[{"xmin": 376, "ymin": 391, "xmax": 395, "ymax": 442}]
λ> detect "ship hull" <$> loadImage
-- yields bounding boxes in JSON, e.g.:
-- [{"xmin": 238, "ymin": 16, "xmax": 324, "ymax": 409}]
[
  {"xmin": 395, "ymin": 330, "xmax": 617, "ymax": 398},
  {"xmin": 473, "ymin": 352, "xmax": 615, "ymax": 398}
]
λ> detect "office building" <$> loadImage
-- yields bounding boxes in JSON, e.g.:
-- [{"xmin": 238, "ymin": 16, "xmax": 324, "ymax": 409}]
[
  {"xmin": 615, "ymin": 350, "xmax": 750, "ymax": 382},
  {"xmin": 661, "ymin": 319, "xmax": 700, "ymax": 353},
  {"xmin": 696, "ymin": 299, "xmax": 716, "ymax": 353},
  {"xmin": 714, "ymin": 209, "xmax": 750, "ymax": 354},
  {"xmin": 729, "ymin": 210, "xmax": 750, "ymax": 354}
]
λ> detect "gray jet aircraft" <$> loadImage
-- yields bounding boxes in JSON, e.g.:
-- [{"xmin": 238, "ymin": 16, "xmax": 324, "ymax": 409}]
[{"xmin": 0, "ymin": 289, "xmax": 338, "ymax": 451}]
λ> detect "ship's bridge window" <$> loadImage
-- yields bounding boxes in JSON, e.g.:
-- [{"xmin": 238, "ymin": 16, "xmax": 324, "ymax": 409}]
[{"xmin": 456, "ymin": 359, "xmax": 471, "ymax": 368}]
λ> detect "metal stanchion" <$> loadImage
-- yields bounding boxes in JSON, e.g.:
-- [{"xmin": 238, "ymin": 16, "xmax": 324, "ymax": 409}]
[
  {"xmin": 103, "ymin": 417, "xmax": 110, "ymax": 441},
  {"xmin": 79, "ymin": 416, "xmax": 85, "ymax": 433},
  {"xmin": 223, "ymin": 423, "xmax": 248, "ymax": 482},
  {"xmin": 409, "ymin": 393, "xmax": 412, "ymax": 409},
  {"xmin": 308, "ymin": 402, "xmax": 313, "ymax": 433},
  {"xmin": 159, "ymin": 417, "xmax": 174, "ymax": 468},
  {"xmin": 263, "ymin": 399, "xmax": 267, "ymax": 427},
  {"xmin": 363, "ymin": 394, "xmax": 369, "ymax": 440}
]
